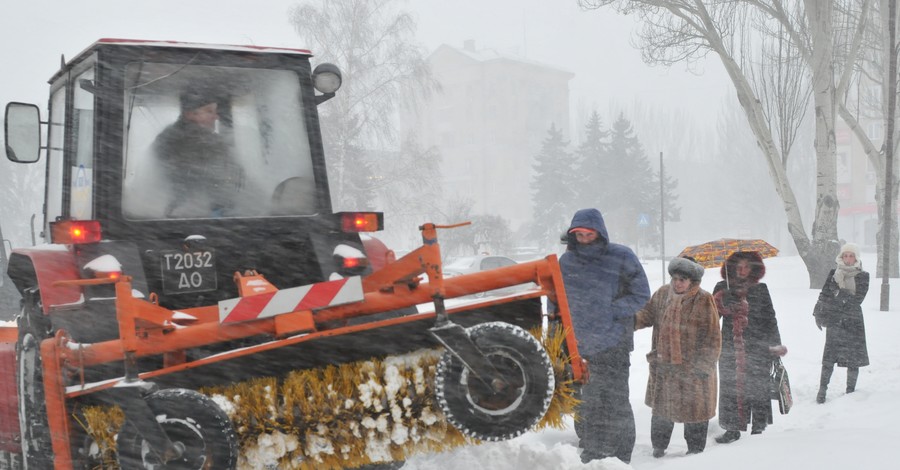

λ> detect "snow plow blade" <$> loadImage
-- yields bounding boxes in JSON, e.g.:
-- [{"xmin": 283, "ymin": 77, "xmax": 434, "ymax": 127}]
[{"xmin": 6, "ymin": 223, "xmax": 584, "ymax": 469}]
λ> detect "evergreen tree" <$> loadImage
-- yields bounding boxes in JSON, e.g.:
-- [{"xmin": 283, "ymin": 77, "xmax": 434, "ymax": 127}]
[
  {"xmin": 529, "ymin": 123, "xmax": 577, "ymax": 251},
  {"xmin": 606, "ymin": 113, "xmax": 679, "ymax": 250},
  {"xmin": 573, "ymin": 110, "xmax": 611, "ymax": 208}
]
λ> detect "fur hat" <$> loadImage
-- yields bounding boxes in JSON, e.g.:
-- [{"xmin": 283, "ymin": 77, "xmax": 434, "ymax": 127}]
[
  {"xmin": 668, "ymin": 256, "xmax": 704, "ymax": 282},
  {"xmin": 839, "ymin": 242, "xmax": 860, "ymax": 258}
]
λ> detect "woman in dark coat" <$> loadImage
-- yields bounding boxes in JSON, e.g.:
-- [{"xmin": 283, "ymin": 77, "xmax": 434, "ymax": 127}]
[
  {"xmin": 813, "ymin": 242, "xmax": 869, "ymax": 403},
  {"xmin": 635, "ymin": 256, "xmax": 721, "ymax": 457},
  {"xmin": 712, "ymin": 251, "xmax": 787, "ymax": 444}
]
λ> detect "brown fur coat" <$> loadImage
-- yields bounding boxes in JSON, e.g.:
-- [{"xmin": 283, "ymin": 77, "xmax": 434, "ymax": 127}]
[{"xmin": 635, "ymin": 283, "xmax": 722, "ymax": 423}]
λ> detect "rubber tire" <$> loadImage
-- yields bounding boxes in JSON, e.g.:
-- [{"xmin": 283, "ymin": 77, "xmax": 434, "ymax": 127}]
[
  {"xmin": 16, "ymin": 289, "xmax": 53, "ymax": 470},
  {"xmin": 435, "ymin": 321, "xmax": 555, "ymax": 441},
  {"xmin": 116, "ymin": 389, "xmax": 238, "ymax": 470}
]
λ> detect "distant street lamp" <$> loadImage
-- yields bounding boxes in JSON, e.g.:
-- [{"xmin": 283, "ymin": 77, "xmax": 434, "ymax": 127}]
[{"xmin": 660, "ymin": 151, "xmax": 666, "ymax": 283}]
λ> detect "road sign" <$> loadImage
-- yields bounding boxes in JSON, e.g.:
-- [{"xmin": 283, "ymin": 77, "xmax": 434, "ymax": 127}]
[{"xmin": 638, "ymin": 213, "xmax": 650, "ymax": 227}]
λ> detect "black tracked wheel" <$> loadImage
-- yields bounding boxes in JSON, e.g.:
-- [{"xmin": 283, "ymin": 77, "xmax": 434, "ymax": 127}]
[
  {"xmin": 116, "ymin": 389, "xmax": 238, "ymax": 470},
  {"xmin": 435, "ymin": 321, "xmax": 554, "ymax": 441},
  {"xmin": 16, "ymin": 288, "xmax": 54, "ymax": 470}
]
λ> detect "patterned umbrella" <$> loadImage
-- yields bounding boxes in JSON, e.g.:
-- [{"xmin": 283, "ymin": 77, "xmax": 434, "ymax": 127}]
[{"xmin": 677, "ymin": 238, "xmax": 779, "ymax": 269}]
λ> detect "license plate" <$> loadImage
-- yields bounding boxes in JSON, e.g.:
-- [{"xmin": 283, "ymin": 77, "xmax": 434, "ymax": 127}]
[{"xmin": 160, "ymin": 249, "xmax": 217, "ymax": 294}]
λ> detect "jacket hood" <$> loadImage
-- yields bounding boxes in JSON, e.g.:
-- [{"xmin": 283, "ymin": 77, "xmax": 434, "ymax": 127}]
[
  {"xmin": 720, "ymin": 250, "xmax": 766, "ymax": 283},
  {"xmin": 567, "ymin": 208, "xmax": 610, "ymax": 248}
]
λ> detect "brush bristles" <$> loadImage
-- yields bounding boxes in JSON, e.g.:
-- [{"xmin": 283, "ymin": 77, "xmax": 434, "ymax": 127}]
[
  {"xmin": 533, "ymin": 325, "xmax": 580, "ymax": 429},
  {"xmin": 75, "ymin": 405, "xmax": 125, "ymax": 467},
  {"xmin": 79, "ymin": 328, "xmax": 575, "ymax": 469}
]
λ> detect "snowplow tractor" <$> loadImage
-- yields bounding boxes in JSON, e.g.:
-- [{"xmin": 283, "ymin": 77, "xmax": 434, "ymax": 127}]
[{"xmin": 0, "ymin": 39, "xmax": 586, "ymax": 469}]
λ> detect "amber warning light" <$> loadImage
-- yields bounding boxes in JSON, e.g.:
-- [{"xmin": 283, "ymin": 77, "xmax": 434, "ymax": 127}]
[
  {"xmin": 339, "ymin": 212, "xmax": 383, "ymax": 233},
  {"xmin": 51, "ymin": 220, "xmax": 102, "ymax": 244}
]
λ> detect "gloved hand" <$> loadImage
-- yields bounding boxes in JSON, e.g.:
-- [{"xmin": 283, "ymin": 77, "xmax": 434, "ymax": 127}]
[{"xmin": 815, "ymin": 316, "xmax": 823, "ymax": 330}]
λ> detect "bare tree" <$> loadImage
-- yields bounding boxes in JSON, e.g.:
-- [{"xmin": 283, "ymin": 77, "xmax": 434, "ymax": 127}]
[
  {"xmin": 371, "ymin": 134, "xmax": 443, "ymax": 247},
  {"xmin": 580, "ymin": 0, "xmax": 839, "ymax": 286},
  {"xmin": 835, "ymin": 0, "xmax": 900, "ymax": 277},
  {"xmin": 748, "ymin": 12, "xmax": 813, "ymax": 166},
  {"xmin": 741, "ymin": 0, "xmax": 899, "ymax": 278},
  {"xmin": 290, "ymin": 0, "xmax": 438, "ymax": 211}
]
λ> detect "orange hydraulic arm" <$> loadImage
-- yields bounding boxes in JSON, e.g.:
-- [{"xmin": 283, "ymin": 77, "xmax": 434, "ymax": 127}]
[{"xmin": 44, "ymin": 222, "xmax": 585, "ymax": 381}]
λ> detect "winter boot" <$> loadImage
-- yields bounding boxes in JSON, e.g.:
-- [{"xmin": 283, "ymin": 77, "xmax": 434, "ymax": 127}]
[
  {"xmin": 715, "ymin": 431, "xmax": 740, "ymax": 444},
  {"xmin": 847, "ymin": 367, "xmax": 859, "ymax": 393},
  {"xmin": 817, "ymin": 364, "xmax": 834, "ymax": 404}
]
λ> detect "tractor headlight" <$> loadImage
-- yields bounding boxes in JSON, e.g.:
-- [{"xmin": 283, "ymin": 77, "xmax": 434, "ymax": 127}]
[{"xmin": 313, "ymin": 63, "xmax": 342, "ymax": 94}]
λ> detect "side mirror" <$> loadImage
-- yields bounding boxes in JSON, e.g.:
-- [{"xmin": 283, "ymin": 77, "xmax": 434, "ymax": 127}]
[{"xmin": 4, "ymin": 102, "xmax": 41, "ymax": 163}]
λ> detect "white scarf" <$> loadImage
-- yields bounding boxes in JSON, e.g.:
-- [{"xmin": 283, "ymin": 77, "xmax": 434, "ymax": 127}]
[{"xmin": 833, "ymin": 259, "xmax": 862, "ymax": 294}]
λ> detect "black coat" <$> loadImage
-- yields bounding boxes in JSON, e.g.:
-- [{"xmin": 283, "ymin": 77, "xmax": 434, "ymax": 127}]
[
  {"xmin": 713, "ymin": 280, "xmax": 782, "ymax": 431},
  {"xmin": 815, "ymin": 269, "xmax": 870, "ymax": 367},
  {"xmin": 153, "ymin": 117, "xmax": 242, "ymax": 217}
]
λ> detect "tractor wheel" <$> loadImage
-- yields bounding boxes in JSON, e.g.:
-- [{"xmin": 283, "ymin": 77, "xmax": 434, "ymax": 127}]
[
  {"xmin": 16, "ymin": 289, "xmax": 54, "ymax": 470},
  {"xmin": 116, "ymin": 389, "xmax": 238, "ymax": 470},
  {"xmin": 435, "ymin": 321, "xmax": 555, "ymax": 441}
]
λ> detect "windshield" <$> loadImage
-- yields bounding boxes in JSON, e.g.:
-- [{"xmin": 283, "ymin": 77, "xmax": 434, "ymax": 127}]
[{"xmin": 121, "ymin": 62, "xmax": 317, "ymax": 220}]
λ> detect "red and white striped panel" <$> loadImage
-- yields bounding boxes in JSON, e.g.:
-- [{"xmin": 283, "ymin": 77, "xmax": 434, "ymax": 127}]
[{"xmin": 218, "ymin": 276, "xmax": 363, "ymax": 323}]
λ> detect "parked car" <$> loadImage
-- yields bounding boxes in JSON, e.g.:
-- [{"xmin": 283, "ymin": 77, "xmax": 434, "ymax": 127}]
[{"xmin": 443, "ymin": 255, "xmax": 536, "ymax": 298}]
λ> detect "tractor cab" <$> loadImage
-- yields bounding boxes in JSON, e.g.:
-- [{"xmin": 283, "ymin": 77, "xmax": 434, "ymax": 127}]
[{"xmin": 3, "ymin": 39, "xmax": 380, "ymax": 340}]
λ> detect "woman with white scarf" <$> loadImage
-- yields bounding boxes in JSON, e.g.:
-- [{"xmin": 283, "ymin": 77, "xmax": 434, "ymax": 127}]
[{"xmin": 813, "ymin": 243, "xmax": 870, "ymax": 404}]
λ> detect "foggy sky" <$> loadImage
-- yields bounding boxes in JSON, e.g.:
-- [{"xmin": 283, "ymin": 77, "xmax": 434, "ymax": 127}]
[
  {"xmin": 0, "ymin": 0, "xmax": 741, "ymax": 251},
  {"xmin": 0, "ymin": 0, "xmax": 730, "ymax": 123}
]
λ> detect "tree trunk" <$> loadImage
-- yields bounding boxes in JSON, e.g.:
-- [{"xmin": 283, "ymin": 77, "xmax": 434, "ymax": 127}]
[
  {"xmin": 801, "ymin": 0, "xmax": 842, "ymax": 288},
  {"xmin": 695, "ymin": 2, "xmax": 836, "ymax": 288}
]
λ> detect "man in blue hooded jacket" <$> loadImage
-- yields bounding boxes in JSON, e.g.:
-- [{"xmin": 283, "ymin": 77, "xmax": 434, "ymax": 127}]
[{"xmin": 560, "ymin": 208, "xmax": 650, "ymax": 464}]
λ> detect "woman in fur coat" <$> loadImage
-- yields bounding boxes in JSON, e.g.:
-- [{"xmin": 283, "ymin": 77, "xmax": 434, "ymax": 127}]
[
  {"xmin": 635, "ymin": 256, "xmax": 721, "ymax": 457},
  {"xmin": 713, "ymin": 251, "xmax": 787, "ymax": 444},
  {"xmin": 813, "ymin": 242, "xmax": 869, "ymax": 403}
]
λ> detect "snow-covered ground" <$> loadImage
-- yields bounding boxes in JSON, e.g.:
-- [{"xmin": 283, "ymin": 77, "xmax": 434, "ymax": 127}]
[{"xmin": 402, "ymin": 253, "xmax": 900, "ymax": 469}]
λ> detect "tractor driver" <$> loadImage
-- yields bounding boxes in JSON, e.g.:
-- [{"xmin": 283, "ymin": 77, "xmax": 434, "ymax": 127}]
[{"xmin": 153, "ymin": 88, "xmax": 243, "ymax": 218}]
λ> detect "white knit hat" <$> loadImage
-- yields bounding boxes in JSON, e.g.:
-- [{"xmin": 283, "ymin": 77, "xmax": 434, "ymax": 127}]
[
  {"xmin": 836, "ymin": 242, "xmax": 862, "ymax": 266},
  {"xmin": 839, "ymin": 242, "xmax": 860, "ymax": 258}
]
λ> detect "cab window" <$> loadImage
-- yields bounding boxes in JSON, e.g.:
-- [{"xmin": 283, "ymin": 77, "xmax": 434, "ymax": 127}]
[
  {"xmin": 44, "ymin": 86, "xmax": 66, "ymax": 241},
  {"xmin": 121, "ymin": 63, "xmax": 316, "ymax": 220},
  {"xmin": 70, "ymin": 67, "xmax": 95, "ymax": 220}
]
